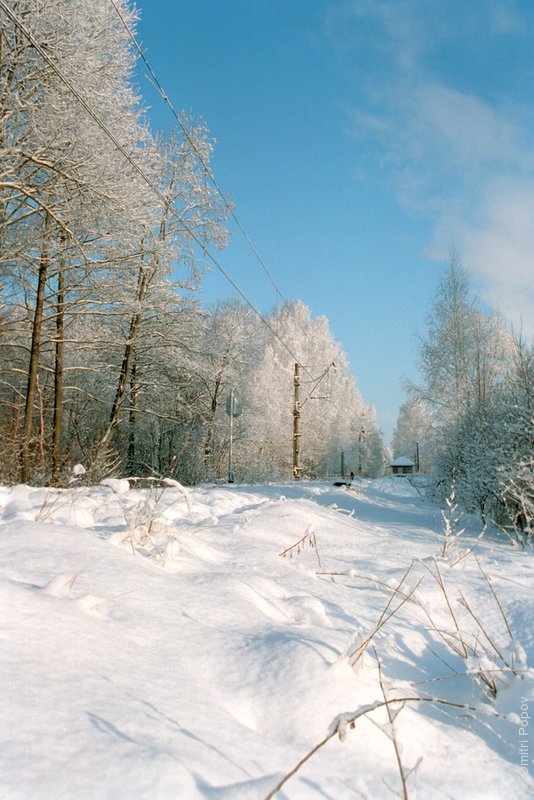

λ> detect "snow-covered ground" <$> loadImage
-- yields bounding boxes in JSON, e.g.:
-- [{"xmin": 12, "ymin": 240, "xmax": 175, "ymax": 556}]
[{"xmin": 1, "ymin": 477, "xmax": 532, "ymax": 799}]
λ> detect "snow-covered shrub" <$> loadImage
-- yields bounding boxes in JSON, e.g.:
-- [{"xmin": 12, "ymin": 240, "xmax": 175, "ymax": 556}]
[
  {"xmin": 439, "ymin": 478, "xmax": 465, "ymax": 558},
  {"xmin": 498, "ymin": 457, "xmax": 534, "ymax": 541},
  {"xmin": 109, "ymin": 477, "xmax": 193, "ymax": 561}
]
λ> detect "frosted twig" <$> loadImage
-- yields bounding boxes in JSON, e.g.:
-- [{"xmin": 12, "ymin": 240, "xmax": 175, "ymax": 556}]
[
  {"xmin": 473, "ymin": 554, "xmax": 513, "ymax": 641},
  {"xmin": 348, "ymin": 563, "xmax": 421, "ymax": 668},
  {"xmin": 278, "ymin": 527, "xmax": 322, "ymax": 571},
  {"xmin": 263, "ymin": 695, "xmax": 482, "ymax": 800},
  {"xmin": 373, "ymin": 646, "xmax": 414, "ymax": 800}
]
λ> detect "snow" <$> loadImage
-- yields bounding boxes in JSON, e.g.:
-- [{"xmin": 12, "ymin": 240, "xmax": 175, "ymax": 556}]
[
  {"xmin": 0, "ymin": 477, "xmax": 533, "ymax": 799},
  {"xmin": 389, "ymin": 456, "xmax": 415, "ymax": 467}
]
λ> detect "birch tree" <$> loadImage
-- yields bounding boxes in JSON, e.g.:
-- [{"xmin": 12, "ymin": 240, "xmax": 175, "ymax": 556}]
[
  {"xmin": 411, "ymin": 254, "xmax": 530, "ymax": 525},
  {"xmin": 0, "ymin": 1, "xmax": 200, "ymax": 481},
  {"xmin": 414, "ymin": 254, "xmax": 510, "ymax": 426},
  {"xmin": 393, "ymin": 396, "xmax": 434, "ymax": 472},
  {"xmin": 237, "ymin": 301, "xmax": 385, "ymax": 481},
  {"xmin": 96, "ymin": 122, "xmax": 230, "ymax": 467}
]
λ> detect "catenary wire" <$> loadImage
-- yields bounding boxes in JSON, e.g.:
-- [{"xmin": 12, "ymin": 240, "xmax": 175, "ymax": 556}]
[
  {"xmin": 108, "ymin": 0, "xmax": 314, "ymax": 350},
  {"xmin": 108, "ymin": 0, "xmax": 287, "ymax": 307}
]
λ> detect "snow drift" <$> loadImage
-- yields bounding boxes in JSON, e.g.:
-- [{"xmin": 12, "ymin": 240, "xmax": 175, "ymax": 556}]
[{"xmin": 0, "ymin": 478, "xmax": 532, "ymax": 798}]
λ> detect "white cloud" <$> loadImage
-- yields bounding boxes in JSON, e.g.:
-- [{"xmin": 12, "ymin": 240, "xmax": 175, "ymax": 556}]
[
  {"xmin": 458, "ymin": 179, "xmax": 534, "ymax": 335},
  {"xmin": 410, "ymin": 85, "xmax": 533, "ymax": 174},
  {"xmin": 335, "ymin": 0, "xmax": 534, "ymax": 335}
]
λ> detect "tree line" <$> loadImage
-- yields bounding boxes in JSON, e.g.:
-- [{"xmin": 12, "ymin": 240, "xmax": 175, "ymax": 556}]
[
  {"xmin": 0, "ymin": 0, "xmax": 386, "ymax": 485},
  {"xmin": 393, "ymin": 255, "xmax": 533, "ymax": 534}
]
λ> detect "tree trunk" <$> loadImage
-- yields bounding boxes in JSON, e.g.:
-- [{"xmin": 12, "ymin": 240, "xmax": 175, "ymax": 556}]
[
  {"xmin": 126, "ymin": 360, "xmax": 138, "ymax": 474},
  {"xmin": 52, "ymin": 263, "xmax": 65, "ymax": 479},
  {"xmin": 99, "ymin": 259, "xmax": 151, "ymax": 449},
  {"xmin": 203, "ymin": 376, "xmax": 221, "ymax": 474},
  {"xmin": 20, "ymin": 213, "xmax": 50, "ymax": 483}
]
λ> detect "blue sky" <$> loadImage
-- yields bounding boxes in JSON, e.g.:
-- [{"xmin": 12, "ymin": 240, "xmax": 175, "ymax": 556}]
[{"xmin": 135, "ymin": 0, "xmax": 534, "ymax": 443}]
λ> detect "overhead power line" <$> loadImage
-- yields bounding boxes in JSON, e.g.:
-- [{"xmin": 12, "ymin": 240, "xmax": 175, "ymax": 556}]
[
  {"xmin": 0, "ymin": 0, "xmax": 307, "ymax": 371},
  {"xmin": 108, "ymin": 0, "xmax": 314, "ymax": 350},
  {"xmin": 301, "ymin": 361, "xmax": 337, "ymax": 407},
  {"xmin": 108, "ymin": 0, "xmax": 287, "ymax": 307}
]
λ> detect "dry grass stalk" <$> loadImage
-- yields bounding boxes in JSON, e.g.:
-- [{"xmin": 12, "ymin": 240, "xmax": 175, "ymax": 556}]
[
  {"xmin": 317, "ymin": 571, "xmax": 420, "ymax": 605},
  {"xmin": 473, "ymin": 554, "xmax": 513, "ymax": 641},
  {"xmin": 278, "ymin": 527, "xmax": 322, "ymax": 571},
  {"xmin": 373, "ymin": 646, "xmax": 421, "ymax": 800},
  {"xmin": 419, "ymin": 556, "xmax": 519, "ymax": 696},
  {"xmin": 263, "ymin": 695, "xmax": 481, "ymax": 800},
  {"xmin": 421, "ymin": 558, "xmax": 470, "ymax": 658},
  {"xmin": 348, "ymin": 562, "xmax": 422, "ymax": 669}
]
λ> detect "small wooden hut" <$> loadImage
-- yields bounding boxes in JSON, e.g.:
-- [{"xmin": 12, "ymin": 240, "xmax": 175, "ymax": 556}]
[{"xmin": 389, "ymin": 456, "xmax": 415, "ymax": 476}]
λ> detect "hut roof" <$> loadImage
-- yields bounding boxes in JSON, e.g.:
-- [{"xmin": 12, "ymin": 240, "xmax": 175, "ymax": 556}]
[{"xmin": 389, "ymin": 456, "xmax": 415, "ymax": 467}]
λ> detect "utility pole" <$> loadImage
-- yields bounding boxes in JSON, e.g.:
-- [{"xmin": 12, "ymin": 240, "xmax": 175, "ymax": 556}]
[
  {"xmin": 292, "ymin": 360, "xmax": 336, "ymax": 480},
  {"xmin": 358, "ymin": 428, "xmax": 364, "ymax": 475},
  {"xmin": 293, "ymin": 363, "xmax": 301, "ymax": 479},
  {"xmin": 226, "ymin": 389, "xmax": 242, "ymax": 483},
  {"xmin": 228, "ymin": 389, "xmax": 235, "ymax": 483}
]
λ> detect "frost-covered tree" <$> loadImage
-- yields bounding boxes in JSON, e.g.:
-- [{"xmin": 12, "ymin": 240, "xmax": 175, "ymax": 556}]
[
  {"xmin": 236, "ymin": 301, "xmax": 385, "ymax": 481},
  {"xmin": 411, "ymin": 254, "xmax": 531, "ymax": 530},
  {"xmin": 414, "ymin": 254, "xmax": 473, "ymax": 424},
  {"xmin": 413, "ymin": 254, "xmax": 510, "ymax": 426},
  {"xmin": 183, "ymin": 299, "xmax": 261, "ymax": 481},
  {"xmin": 431, "ymin": 338, "xmax": 534, "ymax": 526},
  {"xmin": 392, "ymin": 396, "xmax": 434, "ymax": 472},
  {"xmin": 433, "ymin": 408, "xmax": 501, "ymax": 518},
  {"xmin": 0, "ymin": 2, "xmax": 384, "ymax": 487},
  {"xmin": 0, "ymin": 0, "xmax": 160, "ymax": 481},
  {"xmin": 0, "ymin": 1, "xmax": 230, "ymax": 483},
  {"xmin": 95, "ymin": 121, "xmax": 230, "ymax": 466},
  {"xmin": 494, "ymin": 338, "xmax": 534, "ymax": 533}
]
